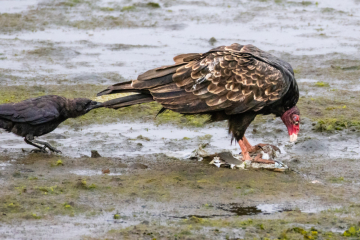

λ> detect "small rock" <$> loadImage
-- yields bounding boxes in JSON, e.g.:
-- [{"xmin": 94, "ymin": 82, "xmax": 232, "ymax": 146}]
[
  {"xmin": 141, "ymin": 220, "xmax": 150, "ymax": 225},
  {"xmin": 209, "ymin": 37, "xmax": 217, "ymax": 45},
  {"xmin": 311, "ymin": 180, "xmax": 322, "ymax": 184},
  {"xmin": 91, "ymin": 150, "xmax": 101, "ymax": 158},
  {"xmin": 291, "ymin": 158, "xmax": 301, "ymax": 163},
  {"xmin": 136, "ymin": 135, "xmax": 150, "ymax": 141},
  {"xmin": 129, "ymin": 163, "xmax": 148, "ymax": 170}
]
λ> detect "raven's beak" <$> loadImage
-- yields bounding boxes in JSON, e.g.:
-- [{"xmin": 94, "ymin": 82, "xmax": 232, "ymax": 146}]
[{"xmin": 86, "ymin": 102, "xmax": 103, "ymax": 112}]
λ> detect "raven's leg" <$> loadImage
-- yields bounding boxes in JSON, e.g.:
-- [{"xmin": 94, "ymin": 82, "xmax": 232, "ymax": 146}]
[
  {"xmin": 243, "ymin": 136, "xmax": 280, "ymax": 153},
  {"xmin": 33, "ymin": 139, "xmax": 62, "ymax": 153},
  {"xmin": 24, "ymin": 135, "xmax": 47, "ymax": 153}
]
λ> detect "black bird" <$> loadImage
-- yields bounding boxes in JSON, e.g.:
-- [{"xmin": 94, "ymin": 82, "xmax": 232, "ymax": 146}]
[
  {"xmin": 0, "ymin": 95, "xmax": 102, "ymax": 153},
  {"xmin": 98, "ymin": 43, "xmax": 300, "ymax": 163}
]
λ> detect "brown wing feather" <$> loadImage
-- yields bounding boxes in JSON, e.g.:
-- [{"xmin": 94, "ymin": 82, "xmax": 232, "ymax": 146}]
[
  {"xmin": 162, "ymin": 43, "xmax": 287, "ymax": 115},
  {"xmin": 173, "ymin": 53, "xmax": 201, "ymax": 64}
]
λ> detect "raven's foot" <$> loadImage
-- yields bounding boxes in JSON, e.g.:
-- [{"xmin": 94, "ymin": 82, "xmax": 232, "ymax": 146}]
[
  {"xmin": 24, "ymin": 136, "xmax": 62, "ymax": 154},
  {"xmin": 33, "ymin": 140, "xmax": 62, "ymax": 154},
  {"xmin": 30, "ymin": 148, "xmax": 48, "ymax": 154}
]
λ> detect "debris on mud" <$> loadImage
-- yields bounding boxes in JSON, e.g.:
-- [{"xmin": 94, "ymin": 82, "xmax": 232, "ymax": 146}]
[
  {"xmin": 91, "ymin": 150, "xmax": 101, "ymax": 158},
  {"xmin": 129, "ymin": 163, "xmax": 148, "ymax": 170},
  {"xmin": 189, "ymin": 144, "xmax": 287, "ymax": 171}
]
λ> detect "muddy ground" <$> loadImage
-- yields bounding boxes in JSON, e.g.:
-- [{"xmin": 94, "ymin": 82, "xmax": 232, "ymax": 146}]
[{"xmin": 1, "ymin": 0, "xmax": 360, "ymax": 239}]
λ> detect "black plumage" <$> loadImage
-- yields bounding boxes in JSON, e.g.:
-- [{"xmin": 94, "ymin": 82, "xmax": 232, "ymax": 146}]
[
  {"xmin": 98, "ymin": 43, "xmax": 300, "ymax": 163},
  {"xmin": 0, "ymin": 95, "xmax": 102, "ymax": 153}
]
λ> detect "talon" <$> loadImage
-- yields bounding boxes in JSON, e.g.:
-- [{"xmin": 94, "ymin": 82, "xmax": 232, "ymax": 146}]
[{"xmin": 49, "ymin": 148, "xmax": 62, "ymax": 154}]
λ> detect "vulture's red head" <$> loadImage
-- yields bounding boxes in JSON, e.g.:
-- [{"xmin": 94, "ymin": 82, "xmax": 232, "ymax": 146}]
[{"xmin": 281, "ymin": 106, "xmax": 300, "ymax": 142}]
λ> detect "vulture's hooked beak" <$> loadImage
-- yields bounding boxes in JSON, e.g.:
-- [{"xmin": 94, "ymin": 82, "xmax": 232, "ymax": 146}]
[{"xmin": 289, "ymin": 134, "xmax": 298, "ymax": 143}]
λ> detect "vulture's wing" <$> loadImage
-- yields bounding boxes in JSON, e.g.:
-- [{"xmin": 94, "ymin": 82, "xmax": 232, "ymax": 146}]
[
  {"xmin": 0, "ymin": 96, "xmax": 61, "ymax": 125},
  {"xmin": 132, "ymin": 43, "xmax": 293, "ymax": 114}
]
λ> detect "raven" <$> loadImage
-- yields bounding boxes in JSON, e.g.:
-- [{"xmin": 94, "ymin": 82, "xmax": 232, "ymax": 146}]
[{"xmin": 0, "ymin": 95, "xmax": 102, "ymax": 153}]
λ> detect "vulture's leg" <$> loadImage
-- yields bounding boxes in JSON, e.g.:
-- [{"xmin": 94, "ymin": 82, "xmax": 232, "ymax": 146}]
[
  {"xmin": 33, "ymin": 139, "xmax": 62, "ymax": 153},
  {"xmin": 230, "ymin": 113, "xmax": 274, "ymax": 163},
  {"xmin": 24, "ymin": 135, "xmax": 47, "ymax": 153},
  {"xmin": 243, "ymin": 136, "xmax": 258, "ymax": 152},
  {"xmin": 238, "ymin": 138, "xmax": 252, "ymax": 161}
]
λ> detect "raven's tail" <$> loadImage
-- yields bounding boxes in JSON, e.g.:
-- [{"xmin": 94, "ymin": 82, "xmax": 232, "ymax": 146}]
[{"xmin": 96, "ymin": 81, "xmax": 154, "ymax": 109}]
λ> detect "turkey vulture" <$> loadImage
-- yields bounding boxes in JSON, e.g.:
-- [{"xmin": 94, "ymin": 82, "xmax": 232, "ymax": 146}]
[
  {"xmin": 98, "ymin": 43, "xmax": 300, "ymax": 163},
  {"xmin": 0, "ymin": 95, "xmax": 102, "ymax": 153}
]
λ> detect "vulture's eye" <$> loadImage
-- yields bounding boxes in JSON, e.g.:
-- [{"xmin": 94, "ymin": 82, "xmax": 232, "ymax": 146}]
[{"xmin": 293, "ymin": 115, "xmax": 300, "ymax": 125}]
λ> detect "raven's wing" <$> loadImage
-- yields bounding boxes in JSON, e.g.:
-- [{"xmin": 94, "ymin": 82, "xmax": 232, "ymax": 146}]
[
  {"xmin": 132, "ymin": 43, "xmax": 294, "ymax": 115},
  {"xmin": 0, "ymin": 96, "xmax": 61, "ymax": 125}
]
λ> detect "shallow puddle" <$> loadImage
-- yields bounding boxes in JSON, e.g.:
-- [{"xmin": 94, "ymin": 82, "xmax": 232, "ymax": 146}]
[{"xmin": 69, "ymin": 169, "xmax": 122, "ymax": 176}]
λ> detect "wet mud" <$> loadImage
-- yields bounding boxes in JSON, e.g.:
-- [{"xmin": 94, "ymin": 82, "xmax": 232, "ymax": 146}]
[{"xmin": 1, "ymin": 0, "xmax": 360, "ymax": 239}]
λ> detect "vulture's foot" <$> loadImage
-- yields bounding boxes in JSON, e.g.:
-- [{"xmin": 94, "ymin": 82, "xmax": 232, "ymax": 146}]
[
  {"xmin": 250, "ymin": 143, "xmax": 281, "ymax": 153},
  {"xmin": 253, "ymin": 153, "xmax": 275, "ymax": 164},
  {"xmin": 242, "ymin": 137, "xmax": 280, "ymax": 153},
  {"xmin": 239, "ymin": 136, "xmax": 278, "ymax": 164}
]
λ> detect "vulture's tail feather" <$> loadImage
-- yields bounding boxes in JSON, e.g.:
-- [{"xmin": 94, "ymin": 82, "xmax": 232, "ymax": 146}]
[
  {"xmin": 97, "ymin": 81, "xmax": 144, "ymax": 96},
  {"xmin": 102, "ymin": 94, "xmax": 154, "ymax": 109}
]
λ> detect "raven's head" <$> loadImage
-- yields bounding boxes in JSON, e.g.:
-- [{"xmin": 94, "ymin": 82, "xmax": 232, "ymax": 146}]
[{"xmin": 71, "ymin": 98, "xmax": 103, "ymax": 117}]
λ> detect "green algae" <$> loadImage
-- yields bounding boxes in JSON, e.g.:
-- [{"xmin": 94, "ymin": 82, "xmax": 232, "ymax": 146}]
[
  {"xmin": 121, "ymin": 6, "xmax": 136, "ymax": 12},
  {"xmin": 343, "ymin": 226, "xmax": 360, "ymax": 237},
  {"xmin": 147, "ymin": 2, "xmax": 161, "ymax": 8},
  {"xmin": 314, "ymin": 81, "xmax": 330, "ymax": 87}
]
